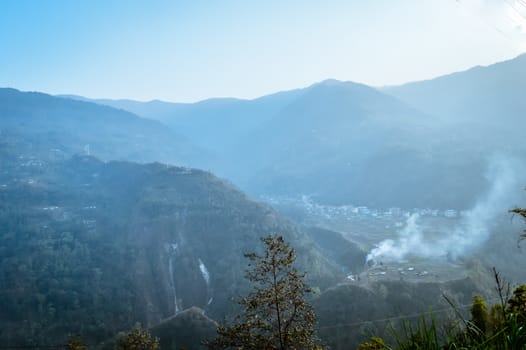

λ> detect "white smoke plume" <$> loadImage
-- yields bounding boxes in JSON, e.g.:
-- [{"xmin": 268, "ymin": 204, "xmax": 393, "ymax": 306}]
[{"xmin": 366, "ymin": 156, "xmax": 524, "ymax": 263}]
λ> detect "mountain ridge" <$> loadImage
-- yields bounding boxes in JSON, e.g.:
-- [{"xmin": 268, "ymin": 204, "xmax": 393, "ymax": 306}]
[{"xmin": 0, "ymin": 87, "xmax": 209, "ymax": 168}]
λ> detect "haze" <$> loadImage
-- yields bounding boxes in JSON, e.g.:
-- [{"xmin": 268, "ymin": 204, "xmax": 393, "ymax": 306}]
[{"xmin": 2, "ymin": 1, "xmax": 526, "ymax": 349}]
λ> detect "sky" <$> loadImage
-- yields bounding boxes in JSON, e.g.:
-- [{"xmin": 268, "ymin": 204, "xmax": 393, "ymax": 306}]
[{"xmin": 1, "ymin": 0, "xmax": 525, "ymax": 102}]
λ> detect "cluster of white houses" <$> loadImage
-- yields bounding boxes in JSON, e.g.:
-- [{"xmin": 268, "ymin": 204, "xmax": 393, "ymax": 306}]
[{"xmin": 263, "ymin": 195, "xmax": 467, "ymax": 220}]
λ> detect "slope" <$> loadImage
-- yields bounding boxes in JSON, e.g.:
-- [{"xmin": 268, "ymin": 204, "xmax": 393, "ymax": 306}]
[
  {"xmin": 0, "ymin": 88, "xmax": 207, "ymax": 167},
  {"xmin": 237, "ymin": 80, "xmax": 490, "ymax": 209},
  {"xmin": 384, "ymin": 53, "xmax": 526, "ymax": 126},
  {"xmin": 0, "ymin": 139, "xmax": 341, "ymax": 346}
]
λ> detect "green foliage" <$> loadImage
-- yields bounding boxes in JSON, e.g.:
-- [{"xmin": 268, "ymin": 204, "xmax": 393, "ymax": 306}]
[
  {"xmin": 389, "ymin": 314, "xmax": 442, "ymax": 350},
  {"xmin": 0, "ymin": 146, "xmax": 340, "ymax": 346},
  {"xmin": 470, "ymin": 295, "xmax": 488, "ymax": 334},
  {"xmin": 313, "ymin": 277, "xmax": 479, "ymax": 350},
  {"xmin": 67, "ymin": 336, "xmax": 88, "ymax": 350},
  {"xmin": 150, "ymin": 307, "xmax": 218, "ymax": 350},
  {"xmin": 488, "ymin": 304, "xmax": 505, "ymax": 333},
  {"xmin": 116, "ymin": 326, "xmax": 159, "ymax": 350},
  {"xmin": 506, "ymin": 284, "xmax": 526, "ymax": 323},
  {"xmin": 357, "ymin": 337, "xmax": 388, "ymax": 350},
  {"xmin": 209, "ymin": 235, "xmax": 323, "ymax": 350},
  {"xmin": 366, "ymin": 284, "xmax": 526, "ymax": 349}
]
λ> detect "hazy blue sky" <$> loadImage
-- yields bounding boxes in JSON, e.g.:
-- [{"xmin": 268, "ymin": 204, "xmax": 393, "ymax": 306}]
[{"xmin": 1, "ymin": 0, "xmax": 525, "ymax": 102}]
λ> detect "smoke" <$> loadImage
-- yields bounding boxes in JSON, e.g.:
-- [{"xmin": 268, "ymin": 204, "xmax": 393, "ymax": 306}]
[{"xmin": 366, "ymin": 156, "xmax": 524, "ymax": 263}]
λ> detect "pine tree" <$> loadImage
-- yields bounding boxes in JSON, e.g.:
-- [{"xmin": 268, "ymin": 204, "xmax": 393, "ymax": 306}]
[{"xmin": 209, "ymin": 235, "xmax": 323, "ymax": 350}]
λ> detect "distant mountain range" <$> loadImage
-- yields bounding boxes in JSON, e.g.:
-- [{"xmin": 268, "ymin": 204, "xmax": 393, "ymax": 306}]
[
  {"xmin": 1, "ymin": 55, "xmax": 522, "ymax": 348},
  {"xmin": 61, "ymin": 53, "xmax": 526, "ymax": 209}
]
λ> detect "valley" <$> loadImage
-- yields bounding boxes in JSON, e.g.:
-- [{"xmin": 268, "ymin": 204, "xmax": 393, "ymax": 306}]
[
  {"xmin": 0, "ymin": 53, "xmax": 525, "ymax": 349},
  {"xmin": 264, "ymin": 195, "xmax": 475, "ymax": 282}
]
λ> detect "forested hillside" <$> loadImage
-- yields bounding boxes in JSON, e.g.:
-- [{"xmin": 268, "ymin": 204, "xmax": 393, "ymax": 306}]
[
  {"xmin": 0, "ymin": 136, "xmax": 342, "ymax": 346},
  {"xmin": 0, "ymin": 88, "xmax": 207, "ymax": 167}
]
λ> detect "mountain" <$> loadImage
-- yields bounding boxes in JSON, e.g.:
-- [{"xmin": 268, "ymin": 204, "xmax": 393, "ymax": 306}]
[
  {"xmin": 384, "ymin": 53, "xmax": 526, "ymax": 154},
  {"xmin": 98, "ymin": 307, "xmax": 217, "ymax": 350},
  {"xmin": 68, "ymin": 81, "xmax": 473, "ymax": 208},
  {"xmin": 0, "ymin": 88, "xmax": 346, "ymax": 347},
  {"xmin": 61, "ymin": 88, "xmax": 306, "ymax": 155},
  {"xmin": 0, "ymin": 144, "xmax": 342, "ymax": 346},
  {"xmin": 58, "ymin": 95, "xmax": 188, "ymax": 122},
  {"xmin": 67, "ymin": 74, "xmax": 523, "ymax": 209},
  {"xmin": 1, "ymin": 84, "xmax": 515, "ymax": 349},
  {"xmin": 238, "ymin": 80, "xmax": 496, "ymax": 209},
  {"xmin": 1, "ymin": 88, "xmax": 207, "ymax": 168},
  {"xmin": 384, "ymin": 53, "xmax": 526, "ymax": 126},
  {"xmin": 61, "ymin": 55, "xmax": 526, "ymax": 211},
  {"xmin": 5, "ymin": 87, "xmax": 422, "ymax": 348},
  {"xmin": 149, "ymin": 307, "xmax": 218, "ymax": 350},
  {"xmin": 314, "ymin": 277, "xmax": 484, "ymax": 349}
]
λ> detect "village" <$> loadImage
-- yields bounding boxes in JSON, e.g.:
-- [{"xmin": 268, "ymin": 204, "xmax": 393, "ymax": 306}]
[
  {"xmin": 262, "ymin": 194, "xmax": 467, "ymax": 222},
  {"xmin": 263, "ymin": 194, "xmax": 471, "ymax": 284}
]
